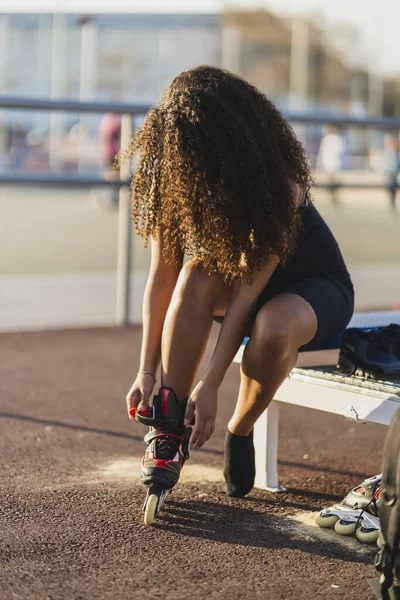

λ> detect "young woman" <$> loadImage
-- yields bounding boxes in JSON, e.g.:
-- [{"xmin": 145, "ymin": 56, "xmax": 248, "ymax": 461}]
[{"xmin": 122, "ymin": 66, "xmax": 354, "ymax": 500}]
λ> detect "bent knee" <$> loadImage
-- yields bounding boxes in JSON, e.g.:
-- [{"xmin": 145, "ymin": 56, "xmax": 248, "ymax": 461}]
[
  {"xmin": 180, "ymin": 259, "xmax": 207, "ymax": 282},
  {"xmin": 251, "ymin": 310, "xmax": 294, "ymax": 357},
  {"xmin": 179, "ymin": 259, "xmax": 222, "ymax": 287},
  {"xmin": 176, "ymin": 259, "xmax": 225, "ymax": 304}
]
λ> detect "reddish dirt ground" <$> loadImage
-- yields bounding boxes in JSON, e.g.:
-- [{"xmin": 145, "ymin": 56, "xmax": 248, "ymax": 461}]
[{"xmin": 0, "ymin": 326, "xmax": 389, "ymax": 599}]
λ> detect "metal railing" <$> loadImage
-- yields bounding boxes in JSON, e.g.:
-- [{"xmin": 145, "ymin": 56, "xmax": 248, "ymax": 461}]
[
  {"xmin": 0, "ymin": 97, "xmax": 143, "ymax": 324},
  {"xmin": 1, "ymin": 96, "xmax": 399, "ymax": 192},
  {"xmin": 1, "ymin": 96, "xmax": 399, "ymax": 325},
  {"xmin": 2, "ymin": 95, "xmax": 400, "ymax": 125}
]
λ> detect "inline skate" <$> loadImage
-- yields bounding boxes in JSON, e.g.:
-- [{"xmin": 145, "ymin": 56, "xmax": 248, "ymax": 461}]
[
  {"xmin": 132, "ymin": 387, "xmax": 191, "ymax": 525},
  {"xmin": 315, "ymin": 474, "xmax": 382, "ymax": 544}
]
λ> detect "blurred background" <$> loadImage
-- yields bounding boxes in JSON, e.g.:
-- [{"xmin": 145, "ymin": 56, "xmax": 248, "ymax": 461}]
[{"xmin": 1, "ymin": 0, "xmax": 399, "ymax": 331}]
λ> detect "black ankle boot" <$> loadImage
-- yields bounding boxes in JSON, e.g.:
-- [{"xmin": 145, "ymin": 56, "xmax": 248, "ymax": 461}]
[{"xmin": 223, "ymin": 430, "xmax": 255, "ymax": 498}]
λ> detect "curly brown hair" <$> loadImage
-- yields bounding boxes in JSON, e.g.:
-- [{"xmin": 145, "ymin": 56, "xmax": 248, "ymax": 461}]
[{"xmin": 118, "ymin": 65, "xmax": 312, "ymax": 282}]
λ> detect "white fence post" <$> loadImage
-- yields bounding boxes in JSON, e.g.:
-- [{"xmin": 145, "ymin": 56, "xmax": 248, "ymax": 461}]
[{"xmin": 116, "ymin": 113, "xmax": 132, "ymax": 326}]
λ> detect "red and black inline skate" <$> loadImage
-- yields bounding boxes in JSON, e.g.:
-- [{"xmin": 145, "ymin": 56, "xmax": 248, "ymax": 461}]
[{"xmin": 132, "ymin": 387, "xmax": 191, "ymax": 525}]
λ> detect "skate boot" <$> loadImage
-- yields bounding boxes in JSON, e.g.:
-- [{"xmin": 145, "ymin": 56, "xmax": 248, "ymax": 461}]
[
  {"xmin": 338, "ymin": 325, "xmax": 400, "ymax": 379},
  {"xmin": 134, "ymin": 387, "xmax": 190, "ymax": 525},
  {"xmin": 315, "ymin": 474, "xmax": 382, "ymax": 544}
]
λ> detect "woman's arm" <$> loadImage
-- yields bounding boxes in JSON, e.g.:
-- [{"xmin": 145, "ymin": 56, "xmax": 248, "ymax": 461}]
[
  {"xmin": 203, "ymin": 256, "xmax": 279, "ymax": 387},
  {"xmin": 201, "ymin": 184, "xmax": 303, "ymax": 387},
  {"xmin": 126, "ymin": 231, "xmax": 183, "ymax": 418},
  {"xmin": 186, "ymin": 256, "xmax": 279, "ymax": 447},
  {"xmin": 140, "ymin": 232, "xmax": 183, "ymax": 373}
]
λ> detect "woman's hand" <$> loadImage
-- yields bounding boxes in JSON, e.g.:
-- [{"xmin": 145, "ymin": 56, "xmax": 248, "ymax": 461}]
[
  {"xmin": 184, "ymin": 380, "xmax": 218, "ymax": 448},
  {"xmin": 126, "ymin": 373, "xmax": 156, "ymax": 421}
]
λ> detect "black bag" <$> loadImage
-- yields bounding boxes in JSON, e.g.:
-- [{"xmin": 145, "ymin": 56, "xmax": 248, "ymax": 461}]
[{"xmin": 337, "ymin": 324, "xmax": 400, "ymax": 379}]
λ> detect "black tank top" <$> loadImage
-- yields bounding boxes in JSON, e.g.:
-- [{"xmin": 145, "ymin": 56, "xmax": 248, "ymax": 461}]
[{"xmin": 273, "ymin": 202, "xmax": 352, "ymax": 287}]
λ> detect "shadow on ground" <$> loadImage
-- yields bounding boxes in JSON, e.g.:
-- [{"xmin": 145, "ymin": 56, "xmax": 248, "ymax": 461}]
[{"xmin": 155, "ymin": 498, "xmax": 374, "ymax": 565}]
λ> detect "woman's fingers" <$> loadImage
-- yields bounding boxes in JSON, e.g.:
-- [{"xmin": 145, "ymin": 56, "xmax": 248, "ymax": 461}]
[
  {"xmin": 194, "ymin": 421, "xmax": 214, "ymax": 449},
  {"xmin": 127, "ymin": 392, "xmax": 151, "ymax": 420},
  {"xmin": 136, "ymin": 392, "xmax": 152, "ymax": 415},
  {"xmin": 190, "ymin": 416, "xmax": 204, "ymax": 448},
  {"xmin": 126, "ymin": 374, "xmax": 156, "ymax": 421},
  {"xmin": 184, "ymin": 398, "xmax": 195, "ymax": 426},
  {"xmin": 126, "ymin": 388, "xmax": 142, "ymax": 420},
  {"xmin": 190, "ymin": 418, "xmax": 215, "ymax": 448},
  {"xmin": 185, "ymin": 380, "xmax": 218, "ymax": 448}
]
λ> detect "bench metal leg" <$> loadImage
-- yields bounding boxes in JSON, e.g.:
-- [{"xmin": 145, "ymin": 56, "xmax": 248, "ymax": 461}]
[{"xmin": 254, "ymin": 400, "xmax": 286, "ymax": 493}]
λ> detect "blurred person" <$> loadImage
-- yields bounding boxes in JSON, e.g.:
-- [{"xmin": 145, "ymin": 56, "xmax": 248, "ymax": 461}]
[
  {"xmin": 96, "ymin": 112, "xmax": 121, "ymax": 209},
  {"xmin": 99, "ymin": 112, "xmax": 121, "ymax": 176},
  {"xmin": 121, "ymin": 66, "xmax": 354, "ymax": 501},
  {"xmin": 382, "ymin": 132, "xmax": 399, "ymax": 207},
  {"xmin": 382, "ymin": 133, "xmax": 399, "ymax": 175},
  {"xmin": 67, "ymin": 121, "xmax": 95, "ymax": 172},
  {"xmin": 317, "ymin": 124, "xmax": 346, "ymax": 204},
  {"xmin": 317, "ymin": 124, "xmax": 346, "ymax": 173},
  {"xmin": 9, "ymin": 121, "xmax": 28, "ymax": 171},
  {"xmin": 24, "ymin": 127, "xmax": 49, "ymax": 172}
]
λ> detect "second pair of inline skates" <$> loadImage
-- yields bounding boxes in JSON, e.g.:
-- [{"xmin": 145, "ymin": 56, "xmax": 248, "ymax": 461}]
[{"xmin": 315, "ymin": 474, "xmax": 382, "ymax": 544}]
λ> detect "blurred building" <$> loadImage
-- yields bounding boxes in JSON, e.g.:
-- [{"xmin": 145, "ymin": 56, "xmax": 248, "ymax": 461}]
[
  {"xmin": 0, "ymin": 12, "xmax": 221, "ymax": 171},
  {"xmin": 0, "ymin": 13, "xmax": 220, "ymax": 131},
  {"xmin": 0, "ymin": 8, "xmax": 398, "ymax": 171},
  {"xmin": 222, "ymin": 10, "xmax": 397, "ymax": 117},
  {"xmin": 1, "ymin": 9, "xmax": 398, "ymax": 115}
]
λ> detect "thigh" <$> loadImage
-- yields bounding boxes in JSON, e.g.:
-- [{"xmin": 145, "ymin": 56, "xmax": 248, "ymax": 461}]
[
  {"xmin": 251, "ymin": 292, "xmax": 318, "ymax": 350},
  {"xmin": 270, "ymin": 277, "xmax": 354, "ymax": 351},
  {"xmin": 214, "ymin": 274, "xmax": 354, "ymax": 351}
]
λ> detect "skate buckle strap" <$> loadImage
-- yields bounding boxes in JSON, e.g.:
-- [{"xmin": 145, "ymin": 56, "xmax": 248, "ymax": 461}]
[
  {"xmin": 135, "ymin": 402, "xmax": 181, "ymax": 428},
  {"xmin": 135, "ymin": 388, "xmax": 187, "ymax": 429},
  {"xmin": 135, "ymin": 412, "xmax": 182, "ymax": 429},
  {"xmin": 144, "ymin": 429, "xmax": 183, "ymax": 445}
]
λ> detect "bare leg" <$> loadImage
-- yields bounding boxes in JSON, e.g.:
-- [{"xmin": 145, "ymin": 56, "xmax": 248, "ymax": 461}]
[
  {"xmin": 161, "ymin": 260, "xmax": 231, "ymax": 402},
  {"xmin": 229, "ymin": 293, "xmax": 318, "ymax": 436},
  {"xmin": 223, "ymin": 293, "xmax": 317, "ymax": 497}
]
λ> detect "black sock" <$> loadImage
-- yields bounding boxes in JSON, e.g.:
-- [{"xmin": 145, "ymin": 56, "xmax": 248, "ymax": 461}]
[{"xmin": 223, "ymin": 430, "xmax": 255, "ymax": 498}]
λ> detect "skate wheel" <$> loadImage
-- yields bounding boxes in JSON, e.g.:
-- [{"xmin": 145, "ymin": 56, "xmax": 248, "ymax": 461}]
[
  {"xmin": 315, "ymin": 510, "xmax": 339, "ymax": 528},
  {"xmin": 356, "ymin": 525, "xmax": 380, "ymax": 544},
  {"xmin": 144, "ymin": 494, "xmax": 159, "ymax": 525},
  {"xmin": 334, "ymin": 517, "xmax": 357, "ymax": 536}
]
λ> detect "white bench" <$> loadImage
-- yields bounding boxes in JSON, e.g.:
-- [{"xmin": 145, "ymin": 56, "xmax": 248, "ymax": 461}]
[{"xmin": 233, "ymin": 311, "xmax": 400, "ymax": 492}]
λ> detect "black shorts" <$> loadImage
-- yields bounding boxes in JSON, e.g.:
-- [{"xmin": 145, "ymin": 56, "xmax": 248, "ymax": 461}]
[
  {"xmin": 215, "ymin": 204, "xmax": 355, "ymax": 352},
  {"xmin": 255, "ymin": 274, "xmax": 354, "ymax": 351}
]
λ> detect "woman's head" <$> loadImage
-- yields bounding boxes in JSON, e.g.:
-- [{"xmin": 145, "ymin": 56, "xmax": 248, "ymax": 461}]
[{"xmin": 120, "ymin": 65, "xmax": 311, "ymax": 281}]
